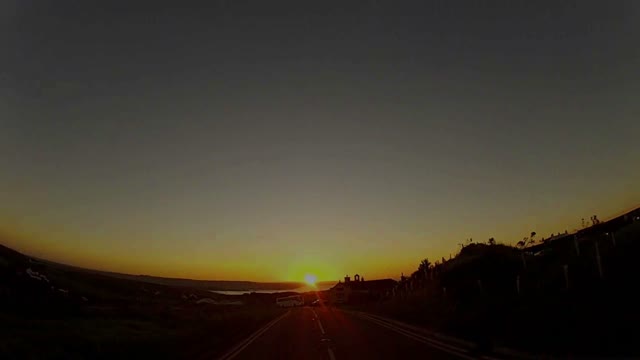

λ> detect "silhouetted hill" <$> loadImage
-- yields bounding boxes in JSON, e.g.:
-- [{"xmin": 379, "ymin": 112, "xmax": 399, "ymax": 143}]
[
  {"xmin": 27, "ymin": 252, "xmax": 305, "ymax": 291},
  {"xmin": 358, "ymin": 206, "xmax": 640, "ymax": 357},
  {"xmin": 0, "ymin": 243, "xmax": 29, "ymax": 266},
  {"xmin": 0, "ymin": 242, "xmax": 288, "ymax": 359},
  {"xmin": 125, "ymin": 274, "xmax": 304, "ymax": 291}
]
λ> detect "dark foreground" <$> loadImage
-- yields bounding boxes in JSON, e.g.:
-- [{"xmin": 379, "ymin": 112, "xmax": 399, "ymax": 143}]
[
  {"xmin": 218, "ymin": 306, "xmax": 469, "ymax": 360},
  {"xmin": 0, "ymin": 242, "xmax": 289, "ymax": 359}
]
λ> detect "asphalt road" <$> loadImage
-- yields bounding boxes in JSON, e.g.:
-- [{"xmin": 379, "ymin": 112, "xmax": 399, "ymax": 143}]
[{"xmin": 218, "ymin": 306, "xmax": 475, "ymax": 360}]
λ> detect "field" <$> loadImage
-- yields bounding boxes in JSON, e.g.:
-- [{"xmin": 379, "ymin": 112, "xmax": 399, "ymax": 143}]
[{"xmin": 0, "ymin": 246, "xmax": 287, "ymax": 359}]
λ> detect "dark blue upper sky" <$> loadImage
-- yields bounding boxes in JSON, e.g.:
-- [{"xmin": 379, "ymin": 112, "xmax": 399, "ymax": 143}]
[{"xmin": 1, "ymin": 1, "xmax": 639, "ymax": 280}]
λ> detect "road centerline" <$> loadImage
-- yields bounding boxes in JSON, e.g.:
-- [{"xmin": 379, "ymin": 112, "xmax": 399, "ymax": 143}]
[
  {"xmin": 310, "ymin": 308, "xmax": 325, "ymax": 335},
  {"xmin": 327, "ymin": 347, "xmax": 337, "ymax": 360}
]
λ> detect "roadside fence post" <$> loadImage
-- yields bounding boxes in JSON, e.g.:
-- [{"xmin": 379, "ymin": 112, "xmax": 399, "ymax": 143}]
[
  {"xmin": 595, "ymin": 239, "xmax": 603, "ymax": 279},
  {"xmin": 611, "ymin": 232, "xmax": 616, "ymax": 247}
]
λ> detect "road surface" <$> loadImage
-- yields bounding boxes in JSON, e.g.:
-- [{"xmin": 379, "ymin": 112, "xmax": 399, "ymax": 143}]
[{"xmin": 218, "ymin": 306, "xmax": 478, "ymax": 360}]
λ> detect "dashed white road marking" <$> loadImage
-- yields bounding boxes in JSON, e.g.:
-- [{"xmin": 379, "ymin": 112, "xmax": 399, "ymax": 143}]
[
  {"xmin": 310, "ymin": 308, "xmax": 334, "ymax": 359},
  {"xmin": 310, "ymin": 308, "xmax": 325, "ymax": 335},
  {"xmin": 353, "ymin": 312, "xmax": 475, "ymax": 360}
]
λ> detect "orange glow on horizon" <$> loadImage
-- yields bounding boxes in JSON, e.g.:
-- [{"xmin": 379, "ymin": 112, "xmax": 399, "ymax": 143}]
[{"xmin": 2, "ymin": 199, "xmax": 638, "ymax": 283}]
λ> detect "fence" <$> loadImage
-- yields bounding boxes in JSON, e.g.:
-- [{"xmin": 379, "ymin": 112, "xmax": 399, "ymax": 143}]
[{"xmin": 372, "ymin": 220, "xmax": 640, "ymax": 356}]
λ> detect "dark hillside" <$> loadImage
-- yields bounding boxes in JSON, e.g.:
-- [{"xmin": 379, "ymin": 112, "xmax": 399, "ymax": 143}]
[
  {"xmin": 0, "ymin": 243, "xmax": 285, "ymax": 359},
  {"xmin": 357, "ymin": 208, "xmax": 640, "ymax": 357}
]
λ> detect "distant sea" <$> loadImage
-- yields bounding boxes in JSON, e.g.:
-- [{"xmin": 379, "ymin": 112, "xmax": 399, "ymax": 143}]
[{"xmin": 212, "ymin": 282, "xmax": 336, "ymax": 295}]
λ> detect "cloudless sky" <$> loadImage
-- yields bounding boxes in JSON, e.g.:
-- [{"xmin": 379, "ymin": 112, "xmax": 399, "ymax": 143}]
[{"xmin": 2, "ymin": 1, "xmax": 639, "ymax": 281}]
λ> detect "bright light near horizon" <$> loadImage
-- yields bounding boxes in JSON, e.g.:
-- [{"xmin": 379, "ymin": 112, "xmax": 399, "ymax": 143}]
[{"xmin": 304, "ymin": 274, "xmax": 317, "ymax": 286}]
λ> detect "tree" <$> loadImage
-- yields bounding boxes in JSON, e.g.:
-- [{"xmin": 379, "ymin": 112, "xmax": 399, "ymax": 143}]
[
  {"xmin": 418, "ymin": 258, "xmax": 431, "ymax": 273},
  {"xmin": 488, "ymin": 237, "xmax": 496, "ymax": 246},
  {"xmin": 516, "ymin": 232, "xmax": 537, "ymax": 269},
  {"xmin": 517, "ymin": 233, "xmax": 537, "ymax": 249}
]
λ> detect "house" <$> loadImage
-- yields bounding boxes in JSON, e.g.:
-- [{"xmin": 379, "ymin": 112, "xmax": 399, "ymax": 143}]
[{"xmin": 329, "ymin": 274, "xmax": 396, "ymax": 304}]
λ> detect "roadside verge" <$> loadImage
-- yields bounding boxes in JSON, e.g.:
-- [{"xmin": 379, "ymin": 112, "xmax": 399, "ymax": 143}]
[{"xmin": 347, "ymin": 310, "xmax": 545, "ymax": 360}]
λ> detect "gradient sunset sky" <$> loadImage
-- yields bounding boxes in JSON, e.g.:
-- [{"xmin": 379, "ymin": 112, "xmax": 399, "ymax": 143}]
[{"xmin": 2, "ymin": 1, "xmax": 639, "ymax": 281}]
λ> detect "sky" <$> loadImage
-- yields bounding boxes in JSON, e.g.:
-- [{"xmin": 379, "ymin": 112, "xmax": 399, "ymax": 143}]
[{"xmin": 1, "ymin": 1, "xmax": 639, "ymax": 282}]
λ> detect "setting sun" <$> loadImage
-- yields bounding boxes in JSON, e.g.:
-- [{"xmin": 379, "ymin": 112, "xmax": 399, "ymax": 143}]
[{"xmin": 304, "ymin": 274, "xmax": 317, "ymax": 286}]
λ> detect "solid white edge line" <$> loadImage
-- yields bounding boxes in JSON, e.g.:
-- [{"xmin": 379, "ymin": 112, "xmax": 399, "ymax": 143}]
[
  {"xmin": 218, "ymin": 310, "xmax": 290, "ymax": 360},
  {"xmin": 361, "ymin": 312, "xmax": 539, "ymax": 360},
  {"xmin": 363, "ymin": 312, "xmax": 475, "ymax": 348},
  {"xmin": 353, "ymin": 313, "xmax": 475, "ymax": 360},
  {"xmin": 361, "ymin": 314, "xmax": 466, "ymax": 353},
  {"xmin": 219, "ymin": 318, "xmax": 275, "ymax": 360},
  {"xmin": 221, "ymin": 313, "xmax": 285, "ymax": 360},
  {"xmin": 356, "ymin": 312, "xmax": 469, "ymax": 354},
  {"xmin": 368, "ymin": 317, "xmax": 474, "ymax": 360}
]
